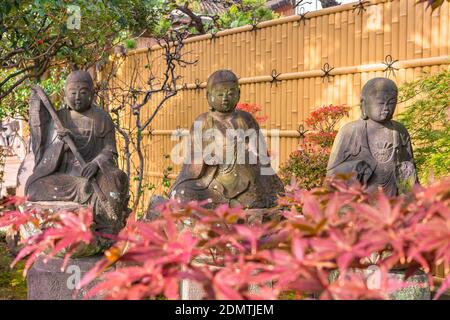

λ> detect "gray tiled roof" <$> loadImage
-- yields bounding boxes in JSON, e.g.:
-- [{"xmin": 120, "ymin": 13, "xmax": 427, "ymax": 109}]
[
  {"xmin": 266, "ymin": 0, "xmax": 293, "ymax": 10},
  {"xmin": 198, "ymin": 0, "xmax": 229, "ymax": 15}
]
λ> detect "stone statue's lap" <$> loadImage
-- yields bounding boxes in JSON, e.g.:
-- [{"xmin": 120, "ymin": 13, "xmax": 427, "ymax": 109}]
[{"xmin": 27, "ymin": 173, "xmax": 92, "ymax": 203}]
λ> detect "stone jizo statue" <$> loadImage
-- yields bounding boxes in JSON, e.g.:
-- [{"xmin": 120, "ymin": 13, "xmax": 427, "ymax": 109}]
[
  {"xmin": 169, "ymin": 70, "xmax": 284, "ymax": 209},
  {"xmin": 26, "ymin": 70, "xmax": 129, "ymax": 238},
  {"xmin": 327, "ymin": 77, "xmax": 418, "ymax": 196}
]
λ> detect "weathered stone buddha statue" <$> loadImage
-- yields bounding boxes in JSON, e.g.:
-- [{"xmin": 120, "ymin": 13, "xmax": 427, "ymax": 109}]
[
  {"xmin": 327, "ymin": 77, "xmax": 418, "ymax": 196},
  {"xmin": 25, "ymin": 70, "xmax": 129, "ymax": 237},
  {"xmin": 169, "ymin": 70, "xmax": 284, "ymax": 209}
]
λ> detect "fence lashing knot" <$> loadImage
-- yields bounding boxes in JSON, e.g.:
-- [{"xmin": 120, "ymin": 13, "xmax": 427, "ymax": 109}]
[
  {"xmin": 321, "ymin": 63, "xmax": 334, "ymax": 83},
  {"xmin": 296, "ymin": 123, "xmax": 309, "ymax": 139},
  {"xmin": 251, "ymin": 17, "xmax": 259, "ymax": 31},
  {"xmin": 297, "ymin": 6, "xmax": 310, "ymax": 26},
  {"xmin": 174, "ymin": 125, "xmax": 184, "ymax": 138},
  {"xmin": 147, "ymin": 127, "xmax": 154, "ymax": 137},
  {"xmin": 352, "ymin": 0, "xmax": 371, "ymax": 15},
  {"xmin": 181, "ymin": 83, "xmax": 188, "ymax": 90},
  {"xmin": 270, "ymin": 69, "xmax": 281, "ymax": 85},
  {"xmin": 383, "ymin": 54, "xmax": 399, "ymax": 78},
  {"xmin": 194, "ymin": 79, "xmax": 202, "ymax": 90}
]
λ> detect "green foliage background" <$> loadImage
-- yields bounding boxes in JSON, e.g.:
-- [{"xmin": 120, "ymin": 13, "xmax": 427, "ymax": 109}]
[
  {"xmin": 216, "ymin": 0, "xmax": 279, "ymax": 30},
  {"xmin": 398, "ymin": 68, "xmax": 450, "ymax": 183},
  {"xmin": 0, "ymin": 67, "xmax": 68, "ymax": 120}
]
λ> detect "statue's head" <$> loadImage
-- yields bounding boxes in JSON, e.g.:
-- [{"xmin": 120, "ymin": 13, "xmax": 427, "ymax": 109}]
[
  {"xmin": 206, "ymin": 70, "xmax": 240, "ymax": 113},
  {"xmin": 64, "ymin": 70, "xmax": 94, "ymax": 112},
  {"xmin": 360, "ymin": 77, "xmax": 398, "ymax": 123}
]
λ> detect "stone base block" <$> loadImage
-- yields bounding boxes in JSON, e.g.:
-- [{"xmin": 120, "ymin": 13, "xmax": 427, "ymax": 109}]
[
  {"xmin": 27, "ymin": 255, "xmax": 107, "ymax": 300},
  {"xmin": 179, "ymin": 279, "xmax": 273, "ymax": 300},
  {"xmin": 387, "ymin": 269, "xmax": 431, "ymax": 300},
  {"xmin": 329, "ymin": 268, "xmax": 431, "ymax": 300},
  {"xmin": 180, "ymin": 279, "xmax": 206, "ymax": 300}
]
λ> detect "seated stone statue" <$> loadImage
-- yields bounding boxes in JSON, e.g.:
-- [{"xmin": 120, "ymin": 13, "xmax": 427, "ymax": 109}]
[
  {"xmin": 327, "ymin": 77, "xmax": 418, "ymax": 196},
  {"xmin": 169, "ymin": 70, "xmax": 284, "ymax": 209},
  {"xmin": 25, "ymin": 70, "xmax": 129, "ymax": 236}
]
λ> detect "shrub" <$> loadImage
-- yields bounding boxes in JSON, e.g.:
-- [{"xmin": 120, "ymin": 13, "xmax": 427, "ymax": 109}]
[
  {"xmin": 236, "ymin": 102, "xmax": 268, "ymax": 124},
  {"xmin": 279, "ymin": 104, "xmax": 349, "ymax": 188},
  {"xmin": 305, "ymin": 104, "xmax": 350, "ymax": 148},
  {"xmin": 398, "ymin": 69, "xmax": 450, "ymax": 184},
  {"xmin": 2, "ymin": 178, "xmax": 450, "ymax": 300},
  {"xmin": 216, "ymin": 0, "xmax": 279, "ymax": 30},
  {"xmin": 279, "ymin": 143, "xmax": 329, "ymax": 188}
]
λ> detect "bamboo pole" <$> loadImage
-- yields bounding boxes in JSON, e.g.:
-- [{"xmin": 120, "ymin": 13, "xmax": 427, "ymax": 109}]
[
  {"xmin": 142, "ymin": 129, "xmax": 304, "ymax": 138},
  {"xmin": 172, "ymin": 56, "xmax": 450, "ymax": 89}
]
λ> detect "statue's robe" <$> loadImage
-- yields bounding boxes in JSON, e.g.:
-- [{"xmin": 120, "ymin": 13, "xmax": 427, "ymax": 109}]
[
  {"xmin": 169, "ymin": 110, "xmax": 284, "ymax": 208},
  {"xmin": 25, "ymin": 105, "xmax": 129, "ymax": 234},
  {"xmin": 327, "ymin": 119, "xmax": 418, "ymax": 196}
]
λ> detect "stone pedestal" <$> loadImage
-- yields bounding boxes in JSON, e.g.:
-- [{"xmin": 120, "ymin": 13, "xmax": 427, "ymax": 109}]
[
  {"xmin": 180, "ymin": 277, "xmax": 273, "ymax": 300},
  {"xmin": 27, "ymin": 255, "xmax": 106, "ymax": 300},
  {"xmin": 387, "ymin": 269, "xmax": 431, "ymax": 300},
  {"xmin": 145, "ymin": 198, "xmax": 280, "ymax": 300},
  {"xmin": 329, "ymin": 267, "xmax": 431, "ymax": 300},
  {"xmin": 20, "ymin": 202, "xmax": 112, "ymax": 300},
  {"xmin": 180, "ymin": 279, "xmax": 206, "ymax": 300},
  {"xmin": 179, "ymin": 255, "xmax": 273, "ymax": 300}
]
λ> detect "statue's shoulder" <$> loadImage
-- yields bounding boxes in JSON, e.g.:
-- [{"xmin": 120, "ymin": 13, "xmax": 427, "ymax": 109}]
[
  {"xmin": 194, "ymin": 112, "xmax": 209, "ymax": 122},
  {"xmin": 188, "ymin": 112, "xmax": 210, "ymax": 130},
  {"xmin": 234, "ymin": 109, "xmax": 258, "ymax": 126},
  {"xmin": 234, "ymin": 109, "xmax": 252, "ymax": 119},
  {"xmin": 391, "ymin": 120, "xmax": 412, "ymax": 145},
  {"xmin": 89, "ymin": 106, "xmax": 114, "ymax": 136},
  {"xmin": 338, "ymin": 119, "xmax": 365, "ymax": 135},
  {"xmin": 90, "ymin": 105, "xmax": 113, "ymax": 122},
  {"xmin": 391, "ymin": 120, "xmax": 409, "ymax": 134}
]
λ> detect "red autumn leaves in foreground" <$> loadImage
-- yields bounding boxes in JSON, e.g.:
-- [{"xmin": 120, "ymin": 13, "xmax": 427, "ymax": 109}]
[
  {"xmin": 1, "ymin": 179, "xmax": 449, "ymax": 300},
  {"xmin": 0, "ymin": 199, "xmax": 93, "ymax": 274}
]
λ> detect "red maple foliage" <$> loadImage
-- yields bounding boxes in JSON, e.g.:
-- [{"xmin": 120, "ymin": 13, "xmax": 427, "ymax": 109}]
[
  {"xmin": 236, "ymin": 102, "xmax": 269, "ymax": 124},
  {"xmin": 0, "ymin": 201, "xmax": 94, "ymax": 274},
  {"xmin": 279, "ymin": 104, "xmax": 349, "ymax": 188},
  {"xmin": 2, "ymin": 179, "xmax": 449, "ymax": 300},
  {"xmin": 304, "ymin": 104, "xmax": 350, "ymax": 148}
]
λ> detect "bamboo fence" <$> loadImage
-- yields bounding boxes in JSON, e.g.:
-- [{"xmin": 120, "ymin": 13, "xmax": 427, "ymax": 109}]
[{"xmin": 100, "ymin": 0, "xmax": 450, "ymax": 283}]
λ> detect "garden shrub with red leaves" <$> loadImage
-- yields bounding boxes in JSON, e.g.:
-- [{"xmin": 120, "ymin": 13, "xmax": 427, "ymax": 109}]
[
  {"xmin": 2, "ymin": 179, "xmax": 449, "ymax": 300},
  {"xmin": 0, "ymin": 197, "xmax": 94, "ymax": 274},
  {"xmin": 236, "ymin": 102, "xmax": 268, "ymax": 124},
  {"xmin": 280, "ymin": 104, "xmax": 349, "ymax": 188},
  {"xmin": 279, "ymin": 143, "xmax": 330, "ymax": 189},
  {"xmin": 304, "ymin": 104, "xmax": 350, "ymax": 148}
]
